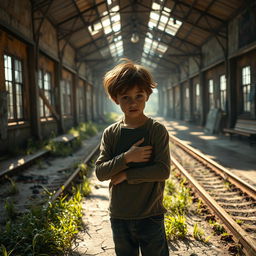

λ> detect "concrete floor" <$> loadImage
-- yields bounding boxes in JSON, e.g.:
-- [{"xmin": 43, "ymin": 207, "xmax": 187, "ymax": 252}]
[{"xmin": 158, "ymin": 117, "xmax": 256, "ymax": 187}]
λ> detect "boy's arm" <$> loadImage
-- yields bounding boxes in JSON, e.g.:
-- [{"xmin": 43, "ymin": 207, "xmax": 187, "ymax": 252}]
[
  {"xmin": 95, "ymin": 128, "xmax": 128, "ymax": 181},
  {"xmin": 126, "ymin": 125, "xmax": 170, "ymax": 184}
]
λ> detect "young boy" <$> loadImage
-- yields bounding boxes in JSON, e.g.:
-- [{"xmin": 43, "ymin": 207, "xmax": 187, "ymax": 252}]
[{"xmin": 95, "ymin": 59, "xmax": 170, "ymax": 256}]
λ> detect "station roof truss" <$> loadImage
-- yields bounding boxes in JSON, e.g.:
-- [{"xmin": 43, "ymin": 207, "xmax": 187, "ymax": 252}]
[{"xmin": 31, "ymin": 0, "xmax": 248, "ymax": 76}]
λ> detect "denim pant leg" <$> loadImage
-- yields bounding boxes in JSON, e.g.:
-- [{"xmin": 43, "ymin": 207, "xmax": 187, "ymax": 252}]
[
  {"xmin": 110, "ymin": 218, "xmax": 139, "ymax": 256},
  {"xmin": 137, "ymin": 215, "xmax": 169, "ymax": 256}
]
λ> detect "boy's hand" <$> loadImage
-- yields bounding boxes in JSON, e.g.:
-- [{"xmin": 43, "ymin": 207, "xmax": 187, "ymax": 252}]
[
  {"xmin": 111, "ymin": 171, "xmax": 127, "ymax": 185},
  {"xmin": 124, "ymin": 138, "xmax": 152, "ymax": 163}
]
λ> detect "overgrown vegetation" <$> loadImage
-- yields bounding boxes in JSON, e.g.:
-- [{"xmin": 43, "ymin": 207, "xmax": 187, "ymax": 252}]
[
  {"xmin": 165, "ymin": 214, "xmax": 188, "ymax": 240},
  {"xmin": 104, "ymin": 112, "xmax": 121, "ymax": 123},
  {"xmin": 68, "ymin": 122, "xmax": 99, "ymax": 140},
  {"xmin": 0, "ymin": 165, "xmax": 91, "ymax": 256},
  {"xmin": 6, "ymin": 177, "xmax": 19, "ymax": 195},
  {"xmin": 44, "ymin": 122, "xmax": 101, "ymax": 156},
  {"xmin": 164, "ymin": 174, "xmax": 192, "ymax": 240},
  {"xmin": 164, "ymin": 170, "xmax": 211, "ymax": 243},
  {"xmin": 193, "ymin": 223, "xmax": 210, "ymax": 242},
  {"xmin": 5, "ymin": 114, "xmax": 118, "ymax": 158},
  {"xmin": 44, "ymin": 137, "xmax": 81, "ymax": 157},
  {"xmin": 208, "ymin": 220, "xmax": 226, "ymax": 235},
  {"xmin": 6, "ymin": 121, "xmax": 103, "ymax": 158}
]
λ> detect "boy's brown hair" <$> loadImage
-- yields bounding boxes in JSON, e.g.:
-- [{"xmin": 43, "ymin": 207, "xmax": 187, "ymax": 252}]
[{"xmin": 103, "ymin": 59, "xmax": 157, "ymax": 101}]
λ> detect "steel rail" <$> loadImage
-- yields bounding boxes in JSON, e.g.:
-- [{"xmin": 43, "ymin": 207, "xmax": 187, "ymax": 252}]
[
  {"xmin": 50, "ymin": 143, "xmax": 100, "ymax": 202},
  {"xmin": 172, "ymin": 157, "xmax": 256, "ymax": 256},
  {"xmin": 169, "ymin": 134, "xmax": 256, "ymax": 200}
]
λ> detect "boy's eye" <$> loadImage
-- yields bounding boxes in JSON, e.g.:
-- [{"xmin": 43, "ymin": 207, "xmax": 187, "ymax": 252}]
[
  {"xmin": 136, "ymin": 94, "xmax": 144, "ymax": 99},
  {"xmin": 122, "ymin": 96, "xmax": 129, "ymax": 100}
]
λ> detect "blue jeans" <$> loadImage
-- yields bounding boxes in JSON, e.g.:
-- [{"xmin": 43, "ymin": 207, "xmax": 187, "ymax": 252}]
[{"xmin": 110, "ymin": 215, "xmax": 169, "ymax": 256}]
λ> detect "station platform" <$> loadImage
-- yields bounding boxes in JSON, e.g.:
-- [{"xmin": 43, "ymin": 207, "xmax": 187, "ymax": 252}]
[{"xmin": 158, "ymin": 117, "xmax": 256, "ymax": 187}]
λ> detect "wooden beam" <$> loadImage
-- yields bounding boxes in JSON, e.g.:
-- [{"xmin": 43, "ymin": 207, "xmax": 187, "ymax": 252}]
[
  {"xmin": 57, "ymin": 0, "xmax": 106, "ymax": 27},
  {"xmin": 172, "ymin": 0, "xmax": 225, "ymax": 23},
  {"xmin": 39, "ymin": 88, "xmax": 60, "ymax": 120}
]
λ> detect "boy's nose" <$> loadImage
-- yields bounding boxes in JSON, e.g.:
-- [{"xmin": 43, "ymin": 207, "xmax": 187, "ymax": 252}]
[{"xmin": 128, "ymin": 98, "xmax": 137, "ymax": 105}]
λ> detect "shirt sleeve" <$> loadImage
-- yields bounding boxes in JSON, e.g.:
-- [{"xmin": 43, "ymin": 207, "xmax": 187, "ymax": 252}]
[
  {"xmin": 126, "ymin": 124, "xmax": 170, "ymax": 184},
  {"xmin": 95, "ymin": 128, "xmax": 128, "ymax": 181}
]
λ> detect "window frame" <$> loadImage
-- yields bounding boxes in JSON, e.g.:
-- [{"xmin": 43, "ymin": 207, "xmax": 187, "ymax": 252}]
[
  {"xmin": 4, "ymin": 53, "xmax": 25, "ymax": 124},
  {"xmin": 241, "ymin": 66, "xmax": 251, "ymax": 113},
  {"xmin": 194, "ymin": 83, "xmax": 200, "ymax": 113},
  {"xmin": 62, "ymin": 79, "xmax": 72, "ymax": 117},
  {"xmin": 208, "ymin": 79, "xmax": 214, "ymax": 109},
  {"xmin": 38, "ymin": 69, "xmax": 54, "ymax": 119},
  {"xmin": 219, "ymin": 74, "xmax": 227, "ymax": 112}
]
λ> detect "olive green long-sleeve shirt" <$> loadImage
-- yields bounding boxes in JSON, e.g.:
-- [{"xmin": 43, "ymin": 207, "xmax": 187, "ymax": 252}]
[{"xmin": 95, "ymin": 117, "xmax": 170, "ymax": 219}]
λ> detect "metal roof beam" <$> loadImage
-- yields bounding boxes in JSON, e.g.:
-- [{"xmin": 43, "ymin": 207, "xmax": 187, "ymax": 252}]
[
  {"xmin": 137, "ymin": 1, "xmax": 226, "ymax": 39},
  {"xmin": 172, "ymin": 0, "xmax": 225, "ymax": 23},
  {"xmin": 57, "ymin": 0, "xmax": 106, "ymax": 27}
]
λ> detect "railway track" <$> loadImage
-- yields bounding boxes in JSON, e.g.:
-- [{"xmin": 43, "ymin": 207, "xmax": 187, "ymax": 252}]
[
  {"xmin": 170, "ymin": 134, "xmax": 256, "ymax": 256},
  {"xmin": 0, "ymin": 135, "xmax": 100, "ymax": 222}
]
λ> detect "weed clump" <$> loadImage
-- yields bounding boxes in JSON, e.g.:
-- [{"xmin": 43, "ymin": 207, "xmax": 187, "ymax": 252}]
[{"xmin": 0, "ymin": 174, "xmax": 91, "ymax": 255}]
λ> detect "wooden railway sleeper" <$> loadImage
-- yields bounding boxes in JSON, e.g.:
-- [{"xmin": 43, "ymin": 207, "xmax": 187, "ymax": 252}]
[{"xmin": 172, "ymin": 157, "xmax": 256, "ymax": 256}]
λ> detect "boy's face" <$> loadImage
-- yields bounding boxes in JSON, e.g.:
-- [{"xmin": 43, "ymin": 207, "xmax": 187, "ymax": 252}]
[{"xmin": 114, "ymin": 85, "xmax": 149, "ymax": 118}]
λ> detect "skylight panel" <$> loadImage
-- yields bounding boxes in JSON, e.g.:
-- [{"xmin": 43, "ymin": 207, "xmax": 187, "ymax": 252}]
[
  {"xmin": 104, "ymin": 25, "xmax": 112, "ymax": 34},
  {"xmin": 152, "ymin": 41, "xmax": 158, "ymax": 49},
  {"xmin": 169, "ymin": 18, "xmax": 182, "ymax": 27},
  {"xmin": 158, "ymin": 23, "xmax": 165, "ymax": 31},
  {"xmin": 88, "ymin": 4, "xmax": 123, "ymax": 59},
  {"xmin": 164, "ymin": 6, "xmax": 171, "ymax": 13},
  {"xmin": 142, "ymin": 1, "xmax": 183, "ymax": 67},
  {"xmin": 112, "ymin": 22, "xmax": 120, "ymax": 32},
  {"xmin": 111, "ymin": 5, "xmax": 119, "ymax": 12},
  {"xmin": 152, "ymin": 2, "xmax": 160, "ymax": 9},
  {"xmin": 150, "ymin": 12, "xmax": 159, "ymax": 21},
  {"xmin": 116, "ymin": 41, "xmax": 122, "ymax": 48},
  {"xmin": 147, "ymin": 1, "xmax": 182, "ymax": 37},
  {"xmin": 111, "ymin": 14, "xmax": 120, "ymax": 22},
  {"xmin": 147, "ymin": 32, "xmax": 153, "ymax": 38},
  {"xmin": 148, "ymin": 20, "xmax": 157, "ymax": 29},
  {"xmin": 160, "ymin": 15, "xmax": 168, "ymax": 23},
  {"xmin": 102, "ymin": 17, "xmax": 111, "ymax": 27},
  {"xmin": 158, "ymin": 43, "xmax": 167, "ymax": 53},
  {"xmin": 109, "ymin": 44, "xmax": 116, "ymax": 51},
  {"xmin": 114, "ymin": 35, "xmax": 122, "ymax": 42},
  {"xmin": 88, "ymin": 22, "xmax": 102, "ymax": 36},
  {"xmin": 145, "ymin": 37, "xmax": 152, "ymax": 44}
]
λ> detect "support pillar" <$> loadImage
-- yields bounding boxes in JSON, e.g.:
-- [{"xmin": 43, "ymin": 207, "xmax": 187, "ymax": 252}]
[
  {"xmin": 55, "ymin": 60, "xmax": 64, "ymax": 133},
  {"xmin": 199, "ymin": 70, "xmax": 206, "ymax": 126},
  {"xmin": 227, "ymin": 57, "xmax": 237, "ymax": 128},
  {"xmin": 28, "ymin": 44, "xmax": 42, "ymax": 140},
  {"xmin": 73, "ymin": 73, "xmax": 79, "ymax": 126},
  {"xmin": 189, "ymin": 78, "xmax": 194, "ymax": 122},
  {"xmin": 180, "ymin": 83, "xmax": 184, "ymax": 120}
]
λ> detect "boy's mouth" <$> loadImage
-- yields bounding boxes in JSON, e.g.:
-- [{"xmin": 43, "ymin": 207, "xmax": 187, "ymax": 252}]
[{"xmin": 129, "ymin": 109, "xmax": 138, "ymax": 112}]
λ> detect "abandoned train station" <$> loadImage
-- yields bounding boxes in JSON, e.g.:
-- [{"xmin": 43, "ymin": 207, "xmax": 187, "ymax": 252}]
[
  {"xmin": 0, "ymin": 0, "xmax": 255, "ymax": 153},
  {"xmin": 0, "ymin": 1, "xmax": 256, "ymax": 255}
]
